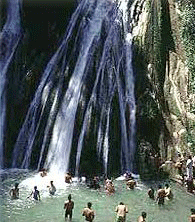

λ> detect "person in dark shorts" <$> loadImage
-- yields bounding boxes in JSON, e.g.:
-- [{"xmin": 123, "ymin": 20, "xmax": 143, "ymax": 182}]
[{"xmin": 64, "ymin": 194, "xmax": 74, "ymax": 221}]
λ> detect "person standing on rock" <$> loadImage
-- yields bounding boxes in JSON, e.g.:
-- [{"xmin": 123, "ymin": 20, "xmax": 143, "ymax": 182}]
[
  {"xmin": 186, "ymin": 155, "xmax": 193, "ymax": 180},
  {"xmin": 186, "ymin": 155, "xmax": 194, "ymax": 193}
]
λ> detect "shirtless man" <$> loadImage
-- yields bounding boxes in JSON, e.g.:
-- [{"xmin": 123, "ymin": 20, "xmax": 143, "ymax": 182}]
[
  {"xmin": 82, "ymin": 202, "xmax": 95, "ymax": 222},
  {"xmin": 105, "ymin": 179, "xmax": 115, "ymax": 194},
  {"xmin": 138, "ymin": 211, "xmax": 147, "ymax": 222},
  {"xmin": 115, "ymin": 202, "xmax": 128, "ymax": 222},
  {"xmin": 89, "ymin": 176, "xmax": 100, "ymax": 189},
  {"xmin": 39, "ymin": 168, "xmax": 47, "ymax": 177},
  {"xmin": 126, "ymin": 179, "xmax": 136, "ymax": 190},
  {"xmin": 156, "ymin": 185, "xmax": 166, "ymax": 205},
  {"xmin": 28, "ymin": 186, "xmax": 40, "ymax": 201},
  {"xmin": 64, "ymin": 194, "xmax": 74, "ymax": 221},
  {"xmin": 47, "ymin": 181, "xmax": 56, "ymax": 195},
  {"xmin": 65, "ymin": 172, "xmax": 72, "ymax": 183},
  {"xmin": 189, "ymin": 208, "xmax": 195, "ymax": 222},
  {"xmin": 9, "ymin": 182, "xmax": 19, "ymax": 199}
]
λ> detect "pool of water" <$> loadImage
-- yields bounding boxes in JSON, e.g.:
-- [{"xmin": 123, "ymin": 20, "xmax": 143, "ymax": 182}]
[{"xmin": 0, "ymin": 169, "xmax": 194, "ymax": 222}]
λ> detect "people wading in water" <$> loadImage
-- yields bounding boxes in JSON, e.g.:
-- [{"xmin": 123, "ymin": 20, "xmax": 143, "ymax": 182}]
[
  {"xmin": 47, "ymin": 180, "xmax": 56, "ymax": 195},
  {"xmin": 115, "ymin": 202, "xmax": 128, "ymax": 222},
  {"xmin": 64, "ymin": 194, "xmax": 74, "ymax": 221},
  {"xmin": 28, "ymin": 186, "xmax": 40, "ymax": 201},
  {"xmin": 156, "ymin": 185, "xmax": 166, "ymax": 205},
  {"xmin": 82, "ymin": 202, "xmax": 95, "ymax": 222},
  {"xmin": 9, "ymin": 182, "xmax": 19, "ymax": 199},
  {"xmin": 137, "ymin": 211, "xmax": 147, "ymax": 222}
]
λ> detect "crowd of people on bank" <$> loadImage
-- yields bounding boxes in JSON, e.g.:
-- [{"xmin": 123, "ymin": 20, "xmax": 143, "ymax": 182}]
[
  {"xmin": 8, "ymin": 168, "xmax": 194, "ymax": 222},
  {"xmin": 147, "ymin": 183, "xmax": 173, "ymax": 205},
  {"xmin": 174, "ymin": 153, "xmax": 195, "ymax": 193}
]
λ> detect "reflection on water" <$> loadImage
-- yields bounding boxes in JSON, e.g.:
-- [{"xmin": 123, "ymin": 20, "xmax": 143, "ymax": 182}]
[{"xmin": 0, "ymin": 170, "xmax": 195, "ymax": 222}]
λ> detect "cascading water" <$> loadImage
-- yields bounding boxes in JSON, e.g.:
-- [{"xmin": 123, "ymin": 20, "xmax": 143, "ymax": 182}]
[
  {"xmin": 12, "ymin": 0, "xmax": 136, "ymax": 177},
  {"xmin": 0, "ymin": 0, "xmax": 22, "ymax": 168}
]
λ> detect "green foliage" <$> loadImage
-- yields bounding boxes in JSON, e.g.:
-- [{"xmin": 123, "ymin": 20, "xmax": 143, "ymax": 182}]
[
  {"xmin": 179, "ymin": 1, "xmax": 195, "ymax": 93},
  {"xmin": 185, "ymin": 121, "xmax": 195, "ymax": 154},
  {"xmin": 146, "ymin": 0, "xmax": 174, "ymax": 90},
  {"xmin": 139, "ymin": 92, "xmax": 159, "ymax": 119}
]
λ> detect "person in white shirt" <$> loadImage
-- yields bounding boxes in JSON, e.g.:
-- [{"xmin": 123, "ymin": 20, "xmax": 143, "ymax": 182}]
[
  {"xmin": 186, "ymin": 155, "xmax": 193, "ymax": 180},
  {"xmin": 192, "ymin": 155, "xmax": 195, "ymax": 178}
]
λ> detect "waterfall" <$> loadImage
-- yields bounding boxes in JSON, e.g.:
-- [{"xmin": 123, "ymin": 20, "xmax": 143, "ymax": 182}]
[
  {"xmin": 12, "ymin": 0, "xmax": 136, "ymax": 176},
  {"xmin": 45, "ymin": 0, "xmax": 115, "ymax": 174},
  {"xmin": 0, "ymin": 0, "xmax": 22, "ymax": 168},
  {"xmin": 119, "ymin": 0, "xmax": 136, "ymax": 172}
]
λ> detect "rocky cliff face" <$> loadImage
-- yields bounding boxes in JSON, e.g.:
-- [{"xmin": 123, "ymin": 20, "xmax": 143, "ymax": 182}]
[{"xmin": 131, "ymin": 0, "xmax": 195, "ymax": 176}]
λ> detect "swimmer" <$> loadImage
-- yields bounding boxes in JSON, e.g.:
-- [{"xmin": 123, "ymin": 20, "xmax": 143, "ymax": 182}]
[
  {"xmin": 82, "ymin": 202, "xmax": 95, "ymax": 222},
  {"xmin": 47, "ymin": 181, "xmax": 56, "ymax": 195},
  {"xmin": 9, "ymin": 182, "xmax": 19, "ymax": 199},
  {"xmin": 65, "ymin": 172, "xmax": 72, "ymax": 183},
  {"xmin": 64, "ymin": 194, "xmax": 74, "ymax": 221},
  {"xmin": 39, "ymin": 168, "xmax": 47, "ymax": 177},
  {"xmin": 164, "ymin": 184, "xmax": 173, "ymax": 200},
  {"xmin": 189, "ymin": 208, "xmax": 195, "ymax": 222},
  {"xmin": 156, "ymin": 185, "xmax": 166, "ymax": 205},
  {"xmin": 28, "ymin": 186, "xmax": 40, "ymax": 201},
  {"xmin": 147, "ymin": 187, "xmax": 155, "ymax": 199},
  {"xmin": 89, "ymin": 176, "xmax": 100, "ymax": 189},
  {"xmin": 115, "ymin": 202, "xmax": 128, "ymax": 222},
  {"xmin": 126, "ymin": 179, "xmax": 136, "ymax": 190},
  {"xmin": 105, "ymin": 179, "xmax": 115, "ymax": 194},
  {"xmin": 138, "ymin": 211, "xmax": 147, "ymax": 222},
  {"xmin": 124, "ymin": 171, "xmax": 133, "ymax": 180}
]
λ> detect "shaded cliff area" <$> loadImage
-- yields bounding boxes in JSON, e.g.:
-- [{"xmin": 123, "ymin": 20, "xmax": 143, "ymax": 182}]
[{"xmin": 132, "ymin": 0, "xmax": 195, "ymax": 178}]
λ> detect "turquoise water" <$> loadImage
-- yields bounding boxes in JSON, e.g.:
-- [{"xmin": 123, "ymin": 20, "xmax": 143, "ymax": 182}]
[{"xmin": 0, "ymin": 170, "xmax": 195, "ymax": 222}]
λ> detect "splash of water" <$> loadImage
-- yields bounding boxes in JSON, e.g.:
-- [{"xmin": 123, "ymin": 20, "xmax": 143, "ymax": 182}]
[{"xmin": 0, "ymin": 0, "xmax": 22, "ymax": 168}]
